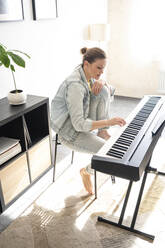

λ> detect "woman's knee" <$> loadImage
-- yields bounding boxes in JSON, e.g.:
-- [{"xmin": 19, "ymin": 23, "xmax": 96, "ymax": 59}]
[
  {"xmin": 90, "ymin": 85, "xmax": 109, "ymax": 104},
  {"xmin": 100, "ymin": 85, "xmax": 110, "ymax": 101}
]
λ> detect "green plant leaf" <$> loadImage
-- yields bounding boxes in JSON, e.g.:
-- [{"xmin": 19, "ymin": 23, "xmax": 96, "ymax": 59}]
[
  {"xmin": 10, "ymin": 64, "xmax": 15, "ymax": 72},
  {"xmin": 9, "ymin": 50, "xmax": 31, "ymax": 59},
  {"xmin": 0, "ymin": 44, "xmax": 6, "ymax": 54},
  {"xmin": 0, "ymin": 62, "xmax": 3, "ymax": 66},
  {"xmin": 0, "ymin": 43, "xmax": 7, "ymax": 49},
  {"xmin": 0, "ymin": 54, "xmax": 10, "ymax": 67},
  {"xmin": 0, "ymin": 45, "xmax": 10, "ymax": 67},
  {"xmin": 7, "ymin": 52, "xmax": 25, "ymax": 68}
]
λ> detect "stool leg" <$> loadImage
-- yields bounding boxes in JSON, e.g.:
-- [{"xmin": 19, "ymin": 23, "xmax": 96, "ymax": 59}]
[
  {"xmin": 94, "ymin": 170, "xmax": 97, "ymax": 199},
  {"xmin": 71, "ymin": 151, "xmax": 74, "ymax": 164},
  {"xmin": 53, "ymin": 133, "xmax": 58, "ymax": 182}
]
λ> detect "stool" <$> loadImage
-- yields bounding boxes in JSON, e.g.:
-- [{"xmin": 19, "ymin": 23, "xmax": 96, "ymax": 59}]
[{"xmin": 53, "ymin": 133, "xmax": 74, "ymax": 182}]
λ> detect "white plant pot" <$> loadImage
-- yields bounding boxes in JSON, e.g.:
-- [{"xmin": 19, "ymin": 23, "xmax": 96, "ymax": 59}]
[{"xmin": 7, "ymin": 90, "xmax": 27, "ymax": 105}]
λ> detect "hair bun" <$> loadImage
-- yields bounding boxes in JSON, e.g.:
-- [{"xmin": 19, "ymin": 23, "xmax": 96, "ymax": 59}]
[{"xmin": 80, "ymin": 47, "xmax": 87, "ymax": 55}]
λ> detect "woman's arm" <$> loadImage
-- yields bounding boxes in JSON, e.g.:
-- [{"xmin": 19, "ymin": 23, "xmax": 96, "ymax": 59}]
[
  {"xmin": 66, "ymin": 82, "xmax": 126, "ymax": 132},
  {"xmin": 66, "ymin": 83, "xmax": 93, "ymax": 132},
  {"xmin": 91, "ymin": 117, "xmax": 126, "ymax": 130}
]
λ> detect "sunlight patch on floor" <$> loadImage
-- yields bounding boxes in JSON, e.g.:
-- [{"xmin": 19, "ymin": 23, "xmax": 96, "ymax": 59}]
[
  {"xmin": 75, "ymin": 210, "xmax": 91, "ymax": 231},
  {"xmin": 33, "ymin": 151, "xmax": 92, "ymax": 213}
]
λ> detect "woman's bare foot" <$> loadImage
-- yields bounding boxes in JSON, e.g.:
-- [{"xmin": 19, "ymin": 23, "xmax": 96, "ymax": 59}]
[
  {"xmin": 80, "ymin": 168, "xmax": 93, "ymax": 195},
  {"xmin": 97, "ymin": 129, "xmax": 111, "ymax": 140}
]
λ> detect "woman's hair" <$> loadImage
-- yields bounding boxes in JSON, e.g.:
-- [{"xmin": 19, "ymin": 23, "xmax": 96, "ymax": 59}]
[{"xmin": 80, "ymin": 47, "xmax": 106, "ymax": 64}]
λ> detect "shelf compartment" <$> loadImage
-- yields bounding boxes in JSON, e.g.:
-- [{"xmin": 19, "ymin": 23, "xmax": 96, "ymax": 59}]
[
  {"xmin": 0, "ymin": 153, "xmax": 30, "ymax": 205},
  {"xmin": 24, "ymin": 103, "xmax": 49, "ymax": 147},
  {"xmin": 0, "ymin": 117, "xmax": 25, "ymax": 152},
  {"xmin": 28, "ymin": 136, "xmax": 52, "ymax": 181}
]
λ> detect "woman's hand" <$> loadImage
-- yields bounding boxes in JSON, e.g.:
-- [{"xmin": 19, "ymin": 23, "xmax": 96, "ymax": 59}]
[
  {"xmin": 91, "ymin": 117, "xmax": 126, "ymax": 131},
  {"xmin": 91, "ymin": 80, "xmax": 105, "ymax": 95},
  {"xmin": 107, "ymin": 117, "xmax": 126, "ymax": 127}
]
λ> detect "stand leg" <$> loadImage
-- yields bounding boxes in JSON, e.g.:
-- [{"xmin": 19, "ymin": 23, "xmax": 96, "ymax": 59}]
[
  {"xmin": 131, "ymin": 170, "xmax": 148, "ymax": 229},
  {"xmin": 97, "ymin": 166, "xmax": 155, "ymax": 241},
  {"xmin": 98, "ymin": 180, "xmax": 133, "ymax": 226},
  {"xmin": 118, "ymin": 180, "xmax": 133, "ymax": 225},
  {"xmin": 147, "ymin": 166, "xmax": 165, "ymax": 177}
]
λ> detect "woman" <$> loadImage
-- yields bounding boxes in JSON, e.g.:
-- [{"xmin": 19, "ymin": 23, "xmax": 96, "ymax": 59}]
[{"xmin": 51, "ymin": 47, "xmax": 126, "ymax": 194}]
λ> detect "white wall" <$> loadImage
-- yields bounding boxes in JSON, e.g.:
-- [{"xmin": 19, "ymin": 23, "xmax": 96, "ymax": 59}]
[
  {"xmin": 0, "ymin": 0, "xmax": 107, "ymax": 100},
  {"xmin": 107, "ymin": 0, "xmax": 164, "ymax": 98}
]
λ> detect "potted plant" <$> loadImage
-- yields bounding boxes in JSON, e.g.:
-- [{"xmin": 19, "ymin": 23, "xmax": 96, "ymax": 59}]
[{"xmin": 0, "ymin": 43, "xmax": 30, "ymax": 105}]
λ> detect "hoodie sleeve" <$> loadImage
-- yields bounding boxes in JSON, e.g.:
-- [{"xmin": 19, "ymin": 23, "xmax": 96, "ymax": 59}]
[{"xmin": 66, "ymin": 82, "xmax": 93, "ymax": 132}]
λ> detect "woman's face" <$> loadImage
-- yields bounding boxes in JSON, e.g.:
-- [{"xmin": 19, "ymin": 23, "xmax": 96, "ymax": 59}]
[{"xmin": 84, "ymin": 58, "xmax": 106, "ymax": 80}]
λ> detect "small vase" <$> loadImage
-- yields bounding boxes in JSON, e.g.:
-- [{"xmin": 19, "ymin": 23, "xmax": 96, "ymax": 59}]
[{"xmin": 7, "ymin": 90, "xmax": 27, "ymax": 105}]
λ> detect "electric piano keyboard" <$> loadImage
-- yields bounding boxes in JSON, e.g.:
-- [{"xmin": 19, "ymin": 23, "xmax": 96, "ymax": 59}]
[
  {"xmin": 92, "ymin": 95, "xmax": 165, "ymax": 240},
  {"xmin": 92, "ymin": 95, "xmax": 165, "ymax": 181}
]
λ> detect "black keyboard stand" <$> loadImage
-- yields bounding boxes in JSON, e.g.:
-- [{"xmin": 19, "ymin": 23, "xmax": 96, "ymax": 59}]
[{"xmin": 94, "ymin": 161, "xmax": 165, "ymax": 241}]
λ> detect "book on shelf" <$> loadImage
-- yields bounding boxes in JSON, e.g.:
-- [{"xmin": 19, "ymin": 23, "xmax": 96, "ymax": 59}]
[{"xmin": 0, "ymin": 137, "xmax": 22, "ymax": 165}]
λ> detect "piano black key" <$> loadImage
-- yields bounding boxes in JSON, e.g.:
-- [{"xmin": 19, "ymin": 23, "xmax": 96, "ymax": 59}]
[
  {"xmin": 112, "ymin": 144, "xmax": 128, "ymax": 151},
  {"xmin": 144, "ymin": 102, "xmax": 156, "ymax": 107},
  {"xmin": 116, "ymin": 138, "xmax": 132, "ymax": 146},
  {"xmin": 106, "ymin": 152, "xmax": 123, "ymax": 159},
  {"xmin": 107, "ymin": 148, "xmax": 125, "ymax": 159},
  {"xmin": 134, "ymin": 116, "xmax": 146, "ymax": 122},
  {"xmin": 144, "ymin": 102, "xmax": 155, "ymax": 106},
  {"xmin": 149, "ymin": 97, "xmax": 160, "ymax": 103},
  {"xmin": 141, "ymin": 105, "xmax": 153, "ymax": 109},
  {"xmin": 142, "ymin": 106, "xmax": 154, "ymax": 111},
  {"xmin": 141, "ymin": 107, "xmax": 153, "ymax": 112},
  {"xmin": 128, "ymin": 124, "xmax": 142, "ymax": 130},
  {"xmin": 136, "ymin": 112, "xmax": 149, "ymax": 118},
  {"xmin": 139, "ymin": 109, "xmax": 152, "ymax": 114},
  {"xmin": 135, "ymin": 115, "xmax": 148, "ymax": 120},
  {"xmin": 147, "ymin": 101, "xmax": 158, "ymax": 106},
  {"xmin": 108, "ymin": 149, "xmax": 125, "ymax": 156},
  {"xmin": 147, "ymin": 103, "xmax": 157, "ymax": 107},
  {"xmin": 133, "ymin": 117, "xmax": 146, "ymax": 122},
  {"xmin": 139, "ymin": 108, "xmax": 152, "ymax": 112},
  {"xmin": 124, "ymin": 128, "xmax": 139, "ymax": 136},
  {"xmin": 120, "ymin": 134, "xmax": 135, "ymax": 140},
  {"xmin": 131, "ymin": 120, "xmax": 144, "ymax": 126}
]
